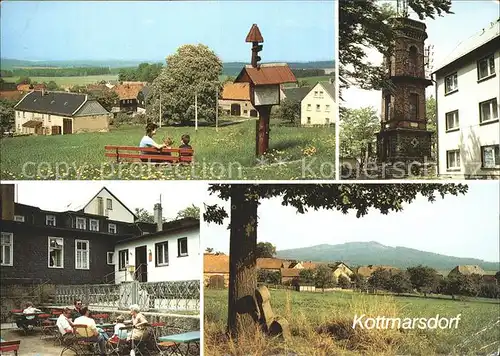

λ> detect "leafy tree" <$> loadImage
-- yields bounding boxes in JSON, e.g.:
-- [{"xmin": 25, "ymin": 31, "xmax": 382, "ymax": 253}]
[
  {"xmin": 149, "ymin": 44, "xmax": 223, "ymax": 125},
  {"xmin": 134, "ymin": 208, "xmax": 166, "ymax": 223},
  {"xmin": 0, "ymin": 98, "xmax": 15, "ymax": 130},
  {"xmin": 407, "ymin": 265, "xmax": 440, "ymax": 297},
  {"xmin": 275, "ymin": 99, "xmax": 301, "ymax": 124},
  {"xmin": 255, "ymin": 242, "xmax": 276, "ymax": 258},
  {"xmin": 176, "ymin": 204, "xmax": 200, "ymax": 220},
  {"xmin": 339, "ymin": 107, "xmax": 379, "ymax": 165},
  {"xmin": 205, "ymin": 247, "xmax": 214, "ymax": 254},
  {"xmin": 387, "ymin": 271, "xmax": 413, "ymax": 294},
  {"xmin": 351, "ymin": 272, "xmax": 368, "ymax": 292},
  {"xmin": 45, "ymin": 81, "xmax": 60, "ymax": 91},
  {"xmin": 338, "ymin": 275, "xmax": 351, "ymax": 289},
  {"xmin": 479, "ymin": 283, "xmax": 499, "ymax": 299},
  {"xmin": 203, "ymin": 183, "xmax": 467, "ymax": 338},
  {"xmin": 299, "ymin": 269, "xmax": 315, "ymax": 284},
  {"xmin": 368, "ymin": 268, "xmax": 392, "ymax": 292},
  {"xmin": 257, "ymin": 270, "xmax": 281, "ymax": 285},
  {"xmin": 495, "ymin": 271, "xmax": 500, "ymax": 283},
  {"xmin": 16, "ymin": 76, "xmax": 31, "ymax": 85},
  {"xmin": 339, "ymin": 0, "xmax": 453, "ymax": 100},
  {"xmin": 426, "ymin": 97, "xmax": 437, "ymax": 159},
  {"xmin": 315, "ymin": 265, "xmax": 334, "ymax": 291},
  {"xmin": 443, "ymin": 274, "xmax": 477, "ymax": 300},
  {"xmin": 298, "ymin": 80, "xmax": 309, "ymax": 88}
]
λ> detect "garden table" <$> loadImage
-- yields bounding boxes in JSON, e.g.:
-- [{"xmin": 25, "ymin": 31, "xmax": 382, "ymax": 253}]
[{"xmin": 158, "ymin": 331, "xmax": 200, "ymax": 356}]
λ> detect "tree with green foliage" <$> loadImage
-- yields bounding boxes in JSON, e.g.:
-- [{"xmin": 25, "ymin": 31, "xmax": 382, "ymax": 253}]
[
  {"xmin": 0, "ymin": 98, "xmax": 15, "ymax": 131},
  {"xmin": 275, "ymin": 99, "xmax": 301, "ymax": 125},
  {"xmin": 442, "ymin": 274, "xmax": 477, "ymax": 300},
  {"xmin": 176, "ymin": 204, "xmax": 200, "ymax": 220},
  {"xmin": 339, "ymin": 0, "xmax": 452, "ymax": 98},
  {"xmin": 350, "ymin": 272, "xmax": 368, "ymax": 292},
  {"xmin": 70, "ymin": 86, "xmax": 119, "ymax": 112},
  {"xmin": 426, "ymin": 97, "xmax": 437, "ymax": 159},
  {"xmin": 495, "ymin": 271, "xmax": 500, "ymax": 283},
  {"xmin": 368, "ymin": 268, "xmax": 392, "ymax": 292},
  {"xmin": 339, "ymin": 106, "xmax": 379, "ymax": 165},
  {"xmin": 134, "ymin": 208, "xmax": 166, "ymax": 224},
  {"xmin": 16, "ymin": 76, "xmax": 31, "ymax": 85},
  {"xmin": 314, "ymin": 265, "xmax": 334, "ymax": 291},
  {"xmin": 298, "ymin": 269, "xmax": 315, "ymax": 285},
  {"xmin": 387, "ymin": 271, "xmax": 413, "ymax": 295},
  {"xmin": 149, "ymin": 44, "xmax": 223, "ymax": 125},
  {"xmin": 338, "ymin": 275, "xmax": 351, "ymax": 289},
  {"xmin": 406, "ymin": 265, "xmax": 440, "ymax": 297},
  {"xmin": 203, "ymin": 183, "xmax": 467, "ymax": 338},
  {"xmin": 255, "ymin": 242, "xmax": 276, "ymax": 258},
  {"xmin": 257, "ymin": 270, "xmax": 281, "ymax": 285}
]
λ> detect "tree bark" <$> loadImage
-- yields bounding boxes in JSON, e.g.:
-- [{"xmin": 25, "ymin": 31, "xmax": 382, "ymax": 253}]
[{"xmin": 227, "ymin": 185, "xmax": 259, "ymax": 339}]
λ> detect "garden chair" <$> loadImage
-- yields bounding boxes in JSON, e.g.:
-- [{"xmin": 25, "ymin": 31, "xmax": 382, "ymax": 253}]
[
  {"xmin": 0, "ymin": 340, "xmax": 21, "ymax": 356},
  {"xmin": 59, "ymin": 324, "xmax": 102, "ymax": 356}
]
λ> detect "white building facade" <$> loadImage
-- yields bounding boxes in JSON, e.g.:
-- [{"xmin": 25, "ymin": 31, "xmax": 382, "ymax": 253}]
[
  {"xmin": 434, "ymin": 19, "xmax": 499, "ymax": 178},
  {"xmin": 300, "ymin": 81, "xmax": 337, "ymax": 126}
]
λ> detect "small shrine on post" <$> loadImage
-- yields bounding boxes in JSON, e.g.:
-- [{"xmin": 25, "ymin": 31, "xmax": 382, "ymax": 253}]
[{"xmin": 234, "ymin": 24, "xmax": 297, "ymax": 156}]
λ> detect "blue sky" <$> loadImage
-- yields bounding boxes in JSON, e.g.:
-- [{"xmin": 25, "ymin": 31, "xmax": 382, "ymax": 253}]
[
  {"xmin": 203, "ymin": 182, "xmax": 500, "ymax": 262},
  {"xmin": 0, "ymin": 1, "xmax": 335, "ymax": 62}
]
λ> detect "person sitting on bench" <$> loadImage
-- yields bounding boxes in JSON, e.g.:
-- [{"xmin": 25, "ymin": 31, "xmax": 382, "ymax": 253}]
[
  {"xmin": 179, "ymin": 134, "xmax": 193, "ymax": 160},
  {"xmin": 139, "ymin": 123, "xmax": 166, "ymax": 163},
  {"xmin": 16, "ymin": 302, "xmax": 41, "ymax": 332}
]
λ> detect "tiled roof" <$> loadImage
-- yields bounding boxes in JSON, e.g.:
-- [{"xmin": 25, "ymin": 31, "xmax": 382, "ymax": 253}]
[
  {"xmin": 113, "ymin": 83, "xmax": 145, "ymax": 100},
  {"xmin": 74, "ymin": 100, "xmax": 110, "ymax": 116},
  {"xmin": 433, "ymin": 18, "xmax": 499, "ymax": 73},
  {"xmin": 451, "ymin": 265, "xmax": 486, "ymax": 276},
  {"xmin": 257, "ymin": 258, "xmax": 285, "ymax": 270},
  {"xmin": 280, "ymin": 268, "xmax": 301, "ymax": 278},
  {"xmin": 14, "ymin": 91, "xmax": 87, "ymax": 116},
  {"xmin": 204, "ymin": 254, "xmax": 229, "ymax": 273},
  {"xmin": 319, "ymin": 82, "xmax": 336, "ymax": 101},
  {"xmin": 235, "ymin": 63, "xmax": 297, "ymax": 85},
  {"xmin": 0, "ymin": 90, "xmax": 24, "ymax": 101},
  {"xmin": 17, "ymin": 84, "xmax": 47, "ymax": 92},
  {"xmin": 221, "ymin": 83, "xmax": 251, "ymax": 101}
]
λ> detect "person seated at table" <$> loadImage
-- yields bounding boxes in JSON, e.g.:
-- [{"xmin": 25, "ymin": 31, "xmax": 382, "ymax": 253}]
[
  {"xmin": 56, "ymin": 308, "xmax": 75, "ymax": 343},
  {"xmin": 73, "ymin": 307, "xmax": 107, "ymax": 356},
  {"xmin": 71, "ymin": 299, "xmax": 84, "ymax": 320},
  {"xmin": 125, "ymin": 304, "xmax": 149, "ymax": 343},
  {"xmin": 109, "ymin": 315, "xmax": 128, "ymax": 343},
  {"xmin": 16, "ymin": 302, "xmax": 41, "ymax": 331}
]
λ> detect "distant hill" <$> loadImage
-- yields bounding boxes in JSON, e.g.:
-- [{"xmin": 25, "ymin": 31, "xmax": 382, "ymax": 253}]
[
  {"xmin": 1, "ymin": 58, "xmax": 335, "ymax": 76},
  {"xmin": 276, "ymin": 242, "xmax": 499, "ymax": 273}
]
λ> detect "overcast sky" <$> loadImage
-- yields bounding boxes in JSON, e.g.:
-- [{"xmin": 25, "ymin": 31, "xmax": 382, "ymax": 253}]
[
  {"xmin": 0, "ymin": 1, "xmax": 334, "ymax": 62},
  {"xmin": 9, "ymin": 181, "xmax": 204, "ymax": 221},
  {"xmin": 342, "ymin": 0, "xmax": 500, "ymax": 115},
  {"xmin": 202, "ymin": 182, "xmax": 500, "ymax": 262}
]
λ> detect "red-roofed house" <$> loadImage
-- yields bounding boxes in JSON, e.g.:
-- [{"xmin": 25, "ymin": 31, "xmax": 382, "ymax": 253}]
[
  {"xmin": 204, "ymin": 254, "xmax": 230, "ymax": 288},
  {"xmin": 219, "ymin": 83, "xmax": 258, "ymax": 118},
  {"xmin": 112, "ymin": 83, "xmax": 145, "ymax": 113}
]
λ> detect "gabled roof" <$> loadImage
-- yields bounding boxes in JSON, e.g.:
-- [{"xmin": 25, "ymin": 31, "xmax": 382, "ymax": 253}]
[
  {"xmin": 356, "ymin": 265, "xmax": 400, "ymax": 278},
  {"xmin": 65, "ymin": 187, "xmax": 136, "ymax": 219},
  {"xmin": 116, "ymin": 217, "xmax": 199, "ymax": 243},
  {"xmin": 140, "ymin": 86, "xmax": 151, "ymax": 100},
  {"xmin": 257, "ymin": 258, "xmax": 285, "ymax": 269},
  {"xmin": 450, "ymin": 265, "xmax": 486, "ymax": 276},
  {"xmin": 433, "ymin": 18, "xmax": 499, "ymax": 73},
  {"xmin": 74, "ymin": 100, "xmax": 109, "ymax": 116},
  {"xmin": 204, "ymin": 254, "xmax": 230, "ymax": 273},
  {"xmin": 14, "ymin": 91, "xmax": 87, "ymax": 117},
  {"xmin": 280, "ymin": 268, "xmax": 300, "ymax": 278},
  {"xmin": 113, "ymin": 83, "xmax": 145, "ymax": 100},
  {"xmin": 235, "ymin": 63, "xmax": 297, "ymax": 85},
  {"xmin": 221, "ymin": 83, "xmax": 251, "ymax": 101},
  {"xmin": 281, "ymin": 86, "xmax": 311, "ymax": 102},
  {"xmin": 318, "ymin": 82, "xmax": 336, "ymax": 101}
]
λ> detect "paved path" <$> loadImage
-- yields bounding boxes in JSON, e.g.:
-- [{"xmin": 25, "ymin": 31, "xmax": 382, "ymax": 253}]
[{"xmin": 0, "ymin": 329, "xmax": 65, "ymax": 356}]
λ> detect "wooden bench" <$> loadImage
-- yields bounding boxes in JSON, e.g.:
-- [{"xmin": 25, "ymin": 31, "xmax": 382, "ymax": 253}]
[
  {"xmin": 0, "ymin": 340, "xmax": 21, "ymax": 355},
  {"xmin": 105, "ymin": 146, "xmax": 194, "ymax": 164}
]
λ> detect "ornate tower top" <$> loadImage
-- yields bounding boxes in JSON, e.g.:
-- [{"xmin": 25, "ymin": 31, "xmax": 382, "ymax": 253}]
[{"xmin": 397, "ymin": 0, "xmax": 409, "ymax": 18}]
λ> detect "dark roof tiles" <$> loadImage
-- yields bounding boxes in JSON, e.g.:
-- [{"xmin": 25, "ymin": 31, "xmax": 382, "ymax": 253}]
[{"xmin": 15, "ymin": 91, "xmax": 87, "ymax": 116}]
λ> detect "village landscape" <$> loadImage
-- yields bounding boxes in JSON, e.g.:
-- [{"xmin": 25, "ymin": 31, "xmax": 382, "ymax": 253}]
[
  {"xmin": 202, "ymin": 183, "xmax": 500, "ymax": 355},
  {"xmin": 0, "ymin": 1, "xmax": 336, "ymax": 181}
]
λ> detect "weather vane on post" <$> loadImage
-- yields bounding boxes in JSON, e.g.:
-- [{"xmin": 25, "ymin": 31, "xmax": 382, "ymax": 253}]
[{"xmin": 246, "ymin": 24, "xmax": 264, "ymax": 68}]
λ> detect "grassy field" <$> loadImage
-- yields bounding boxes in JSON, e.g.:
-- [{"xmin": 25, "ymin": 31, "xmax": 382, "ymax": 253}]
[
  {"xmin": 2, "ymin": 75, "xmax": 118, "ymax": 86},
  {"xmin": 0, "ymin": 119, "xmax": 335, "ymax": 180},
  {"xmin": 205, "ymin": 289, "xmax": 500, "ymax": 355}
]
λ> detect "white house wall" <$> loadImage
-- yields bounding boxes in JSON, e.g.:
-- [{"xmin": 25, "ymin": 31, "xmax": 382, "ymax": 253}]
[
  {"xmin": 84, "ymin": 190, "xmax": 135, "ymax": 223},
  {"xmin": 15, "ymin": 110, "xmax": 68, "ymax": 135},
  {"xmin": 300, "ymin": 83, "xmax": 336, "ymax": 126},
  {"xmin": 113, "ymin": 228, "xmax": 200, "ymax": 284},
  {"xmin": 436, "ymin": 49, "xmax": 500, "ymax": 178}
]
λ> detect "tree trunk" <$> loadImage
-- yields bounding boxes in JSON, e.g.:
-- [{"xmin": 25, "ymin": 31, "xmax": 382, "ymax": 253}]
[{"xmin": 227, "ymin": 185, "xmax": 259, "ymax": 339}]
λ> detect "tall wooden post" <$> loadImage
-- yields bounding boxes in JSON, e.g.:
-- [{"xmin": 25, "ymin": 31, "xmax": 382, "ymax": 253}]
[{"xmin": 256, "ymin": 106, "xmax": 271, "ymax": 156}]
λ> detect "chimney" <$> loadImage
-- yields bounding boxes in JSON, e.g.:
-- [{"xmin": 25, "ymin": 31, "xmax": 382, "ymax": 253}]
[
  {"xmin": 153, "ymin": 203, "xmax": 163, "ymax": 232},
  {"xmin": 0, "ymin": 184, "xmax": 16, "ymax": 221}
]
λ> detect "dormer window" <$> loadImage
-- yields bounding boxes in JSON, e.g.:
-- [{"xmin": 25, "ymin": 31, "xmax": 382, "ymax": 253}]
[
  {"xmin": 76, "ymin": 217, "xmax": 86, "ymax": 230},
  {"xmin": 14, "ymin": 215, "xmax": 25, "ymax": 222},
  {"xmin": 89, "ymin": 219, "xmax": 99, "ymax": 232},
  {"xmin": 46, "ymin": 215, "xmax": 56, "ymax": 226}
]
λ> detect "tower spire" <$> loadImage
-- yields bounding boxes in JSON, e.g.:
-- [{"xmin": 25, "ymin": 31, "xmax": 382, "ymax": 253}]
[{"xmin": 397, "ymin": 0, "xmax": 409, "ymax": 18}]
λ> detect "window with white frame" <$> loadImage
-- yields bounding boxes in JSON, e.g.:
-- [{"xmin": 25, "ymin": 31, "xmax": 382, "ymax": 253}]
[
  {"xmin": 75, "ymin": 239, "xmax": 89, "ymax": 270},
  {"xmin": 76, "ymin": 217, "xmax": 86, "ymax": 230},
  {"xmin": 48, "ymin": 237, "xmax": 64, "ymax": 268},
  {"xmin": 307, "ymin": 104, "xmax": 311, "ymax": 111},
  {"xmin": 1, "ymin": 232, "xmax": 13, "ymax": 266},
  {"xmin": 481, "ymin": 145, "xmax": 500, "ymax": 168},
  {"xmin": 14, "ymin": 215, "xmax": 24, "ymax": 222},
  {"xmin": 316, "ymin": 104, "xmax": 320, "ymax": 112},
  {"xmin": 107, "ymin": 252, "xmax": 114, "ymax": 265},
  {"xmin": 106, "ymin": 199, "xmax": 113, "ymax": 210},
  {"xmin": 89, "ymin": 219, "xmax": 99, "ymax": 232},
  {"xmin": 445, "ymin": 110, "xmax": 459, "ymax": 131},
  {"xmin": 477, "ymin": 55, "xmax": 495, "ymax": 80},
  {"xmin": 444, "ymin": 73, "xmax": 458, "ymax": 94},
  {"xmin": 108, "ymin": 223, "xmax": 117, "ymax": 234},
  {"xmin": 446, "ymin": 150, "xmax": 460, "ymax": 170},
  {"xmin": 118, "ymin": 249, "xmax": 128, "ymax": 271},
  {"xmin": 46, "ymin": 215, "xmax": 56, "ymax": 226},
  {"xmin": 479, "ymin": 98, "xmax": 498, "ymax": 123},
  {"xmin": 325, "ymin": 105, "xmax": 330, "ymax": 112},
  {"xmin": 156, "ymin": 241, "xmax": 169, "ymax": 266},
  {"xmin": 177, "ymin": 237, "xmax": 188, "ymax": 257}
]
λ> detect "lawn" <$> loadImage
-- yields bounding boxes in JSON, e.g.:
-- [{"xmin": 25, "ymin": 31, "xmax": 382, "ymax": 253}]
[
  {"xmin": 204, "ymin": 288, "xmax": 500, "ymax": 355},
  {"xmin": 0, "ymin": 119, "xmax": 335, "ymax": 180},
  {"xmin": 3, "ymin": 75, "xmax": 118, "ymax": 86}
]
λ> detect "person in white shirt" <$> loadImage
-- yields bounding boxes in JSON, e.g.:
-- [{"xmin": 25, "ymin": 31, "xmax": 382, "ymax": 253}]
[
  {"xmin": 56, "ymin": 308, "xmax": 74, "ymax": 336},
  {"xmin": 73, "ymin": 307, "xmax": 106, "ymax": 356},
  {"xmin": 16, "ymin": 302, "xmax": 41, "ymax": 331}
]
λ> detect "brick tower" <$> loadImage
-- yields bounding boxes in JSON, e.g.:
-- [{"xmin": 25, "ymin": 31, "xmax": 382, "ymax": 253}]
[{"xmin": 376, "ymin": 16, "xmax": 432, "ymax": 164}]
